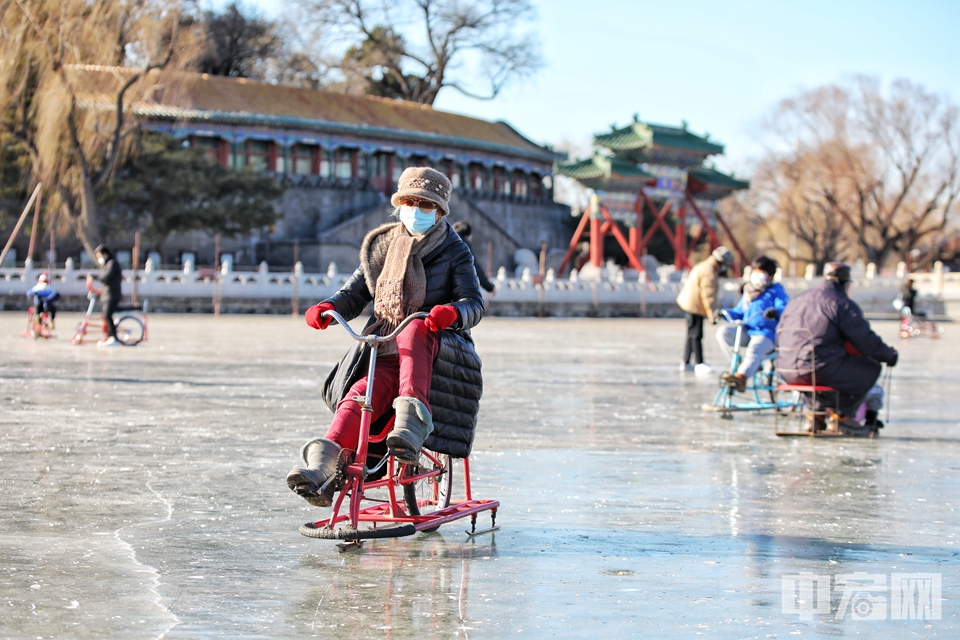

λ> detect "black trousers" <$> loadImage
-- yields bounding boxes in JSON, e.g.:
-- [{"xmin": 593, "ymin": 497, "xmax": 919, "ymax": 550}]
[
  {"xmin": 683, "ymin": 313, "xmax": 705, "ymax": 364},
  {"xmin": 33, "ymin": 296, "xmax": 56, "ymax": 320},
  {"xmin": 782, "ymin": 354, "xmax": 882, "ymax": 416},
  {"xmin": 101, "ymin": 295, "xmax": 119, "ymax": 339}
]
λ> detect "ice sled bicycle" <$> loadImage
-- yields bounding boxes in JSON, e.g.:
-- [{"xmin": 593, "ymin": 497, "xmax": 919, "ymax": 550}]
[
  {"xmin": 702, "ymin": 320, "xmax": 792, "ymax": 419},
  {"xmin": 773, "ymin": 382, "xmax": 888, "ymax": 438},
  {"xmin": 773, "ymin": 328, "xmax": 890, "ymax": 438},
  {"xmin": 71, "ymin": 288, "xmax": 148, "ymax": 346},
  {"xmin": 21, "ymin": 303, "xmax": 55, "ymax": 340},
  {"xmin": 297, "ymin": 310, "xmax": 499, "ymax": 551},
  {"xmin": 899, "ymin": 311, "xmax": 943, "ymax": 339}
]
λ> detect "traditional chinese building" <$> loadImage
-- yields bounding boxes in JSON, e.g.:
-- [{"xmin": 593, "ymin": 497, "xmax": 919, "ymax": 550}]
[
  {"xmin": 556, "ymin": 116, "xmax": 749, "ymax": 275},
  {"xmin": 81, "ymin": 67, "xmax": 568, "ymax": 272}
]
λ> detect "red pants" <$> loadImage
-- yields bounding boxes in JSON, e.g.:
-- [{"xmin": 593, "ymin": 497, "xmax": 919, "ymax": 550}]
[{"xmin": 324, "ymin": 319, "xmax": 439, "ymax": 450}]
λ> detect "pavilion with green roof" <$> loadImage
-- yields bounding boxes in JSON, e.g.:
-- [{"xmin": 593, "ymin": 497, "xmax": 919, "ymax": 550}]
[{"xmin": 556, "ymin": 115, "xmax": 749, "ymax": 276}]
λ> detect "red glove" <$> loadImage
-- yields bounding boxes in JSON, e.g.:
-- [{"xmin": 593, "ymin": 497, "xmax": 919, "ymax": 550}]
[
  {"xmin": 424, "ymin": 305, "xmax": 458, "ymax": 332},
  {"xmin": 305, "ymin": 302, "xmax": 335, "ymax": 330}
]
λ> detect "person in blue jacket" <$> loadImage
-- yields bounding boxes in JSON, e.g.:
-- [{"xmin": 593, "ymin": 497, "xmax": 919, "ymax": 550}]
[
  {"xmin": 26, "ymin": 272, "xmax": 60, "ymax": 327},
  {"xmin": 715, "ymin": 256, "xmax": 789, "ymax": 392}
]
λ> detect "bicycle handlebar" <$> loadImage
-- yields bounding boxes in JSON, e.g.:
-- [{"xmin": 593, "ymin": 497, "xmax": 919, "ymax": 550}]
[
  {"xmin": 321, "ymin": 310, "xmax": 429, "ymax": 345},
  {"xmin": 720, "ymin": 307, "xmax": 772, "ymax": 326}
]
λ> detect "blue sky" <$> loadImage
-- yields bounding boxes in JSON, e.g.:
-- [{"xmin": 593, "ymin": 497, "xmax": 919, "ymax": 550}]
[{"xmin": 227, "ymin": 0, "xmax": 960, "ymax": 174}]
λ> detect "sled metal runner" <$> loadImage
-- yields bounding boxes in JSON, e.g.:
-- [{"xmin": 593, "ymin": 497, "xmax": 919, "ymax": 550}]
[{"xmin": 298, "ymin": 310, "xmax": 500, "ymax": 549}]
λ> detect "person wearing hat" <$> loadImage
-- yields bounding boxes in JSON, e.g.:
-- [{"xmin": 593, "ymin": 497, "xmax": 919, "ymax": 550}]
[
  {"xmin": 287, "ymin": 166, "xmax": 484, "ymax": 507},
  {"xmin": 86, "ymin": 245, "xmax": 123, "ymax": 347},
  {"xmin": 776, "ymin": 261, "xmax": 898, "ymax": 435},
  {"xmin": 716, "ymin": 256, "xmax": 790, "ymax": 392},
  {"xmin": 26, "ymin": 272, "xmax": 60, "ymax": 328},
  {"xmin": 676, "ymin": 246, "xmax": 735, "ymax": 374}
]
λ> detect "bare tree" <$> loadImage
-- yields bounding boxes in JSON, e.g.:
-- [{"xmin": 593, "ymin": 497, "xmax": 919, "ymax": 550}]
[
  {"xmin": 753, "ymin": 145, "xmax": 855, "ymax": 273},
  {"xmin": 198, "ymin": 2, "xmax": 281, "ymax": 79},
  {"xmin": 296, "ymin": 0, "xmax": 541, "ymax": 105},
  {"xmin": 0, "ymin": 0, "xmax": 195, "ymax": 254},
  {"xmin": 758, "ymin": 77, "xmax": 960, "ymax": 268}
]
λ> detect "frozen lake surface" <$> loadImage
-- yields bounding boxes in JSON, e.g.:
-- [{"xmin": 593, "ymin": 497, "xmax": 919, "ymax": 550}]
[{"xmin": 1, "ymin": 312, "xmax": 957, "ymax": 638}]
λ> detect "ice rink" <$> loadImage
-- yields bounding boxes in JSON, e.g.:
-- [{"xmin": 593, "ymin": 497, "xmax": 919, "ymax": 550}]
[{"xmin": 1, "ymin": 312, "xmax": 957, "ymax": 638}]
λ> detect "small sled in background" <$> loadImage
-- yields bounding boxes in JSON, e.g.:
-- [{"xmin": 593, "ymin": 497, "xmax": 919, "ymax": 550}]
[{"xmin": 21, "ymin": 305, "xmax": 55, "ymax": 340}]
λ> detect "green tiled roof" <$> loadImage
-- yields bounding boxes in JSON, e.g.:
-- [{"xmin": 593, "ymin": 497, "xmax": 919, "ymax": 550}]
[
  {"xmin": 593, "ymin": 122, "xmax": 654, "ymax": 152},
  {"xmin": 595, "ymin": 120, "xmax": 724, "ymax": 157},
  {"xmin": 687, "ymin": 166, "xmax": 749, "ymax": 190},
  {"xmin": 555, "ymin": 155, "xmax": 656, "ymax": 189}
]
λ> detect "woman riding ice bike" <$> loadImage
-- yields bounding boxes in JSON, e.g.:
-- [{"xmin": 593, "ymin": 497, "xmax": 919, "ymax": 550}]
[
  {"xmin": 295, "ymin": 310, "xmax": 498, "ymax": 548},
  {"xmin": 286, "ymin": 166, "xmax": 497, "ymax": 548}
]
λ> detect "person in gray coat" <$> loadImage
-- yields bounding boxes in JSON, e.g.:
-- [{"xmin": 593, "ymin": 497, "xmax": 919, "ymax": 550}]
[{"xmin": 776, "ymin": 262, "xmax": 898, "ymax": 432}]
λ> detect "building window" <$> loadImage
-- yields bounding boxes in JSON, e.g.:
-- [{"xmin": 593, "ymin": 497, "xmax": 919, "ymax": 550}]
[
  {"xmin": 320, "ymin": 150, "xmax": 331, "ymax": 177},
  {"xmin": 439, "ymin": 159, "xmax": 456, "ymax": 183},
  {"xmin": 513, "ymin": 170, "xmax": 528, "ymax": 197},
  {"xmin": 493, "ymin": 167, "xmax": 510, "ymax": 195},
  {"xmin": 356, "ymin": 152, "xmax": 368, "ymax": 178},
  {"xmin": 529, "ymin": 172, "xmax": 542, "ymax": 197},
  {"xmin": 469, "ymin": 163, "xmax": 484, "ymax": 190},
  {"xmin": 235, "ymin": 140, "xmax": 271, "ymax": 171},
  {"xmin": 334, "ymin": 148, "xmax": 355, "ymax": 179},
  {"xmin": 371, "ymin": 153, "xmax": 391, "ymax": 178},
  {"xmin": 392, "ymin": 157, "xmax": 405, "ymax": 182},
  {"xmin": 290, "ymin": 144, "xmax": 317, "ymax": 175}
]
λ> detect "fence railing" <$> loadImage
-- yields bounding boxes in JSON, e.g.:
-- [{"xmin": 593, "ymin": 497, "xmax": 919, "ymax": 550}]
[{"xmin": 1, "ymin": 260, "xmax": 955, "ymax": 313}]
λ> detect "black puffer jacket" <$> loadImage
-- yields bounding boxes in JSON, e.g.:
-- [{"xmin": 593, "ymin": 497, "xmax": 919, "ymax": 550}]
[
  {"xmin": 777, "ymin": 279, "xmax": 897, "ymax": 375},
  {"xmin": 98, "ymin": 258, "xmax": 123, "ymax": 302},
  {"xmin": 323, "ymin": 222, "xmax": 485, "ymax": 458}
]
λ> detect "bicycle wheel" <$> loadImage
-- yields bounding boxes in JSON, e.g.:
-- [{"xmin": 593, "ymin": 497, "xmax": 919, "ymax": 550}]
[
  {"xmin": 115, "ymin": 316, "xmax": 145, "ymax": 345},
  {"xmin": 402, "ymin": 452, "xmax": 452, "ymax": 532}
]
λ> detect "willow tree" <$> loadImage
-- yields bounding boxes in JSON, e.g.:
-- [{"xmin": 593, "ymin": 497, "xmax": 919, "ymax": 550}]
[{"xmin": 0, "ymin": 0, "xmax": 196, "ymax": 254}]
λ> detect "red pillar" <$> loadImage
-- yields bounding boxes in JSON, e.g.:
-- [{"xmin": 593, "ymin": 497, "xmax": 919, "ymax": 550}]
[
  {"xmin": 218, "ymin": 139, "xmax": 230, "ymax": 167},
  {"xmin": 674, "ymin": 203, "xmax": 687, "ymax": 270},
  {"xmin": 268, "ymin": 142, "xmax": 279, "ymax": 173},
  {"xmin": 589, "ymin": 214, "xmax": 602, "ymax": 268}
]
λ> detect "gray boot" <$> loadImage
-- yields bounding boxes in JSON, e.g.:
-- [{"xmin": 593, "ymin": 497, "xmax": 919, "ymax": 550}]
[
  {"xmin": 386, "ymin": 397, "xmax": 434, "ymax": 464},
  {"xmin": 286, "ymin": 438, "xmax": 342, "ymax": 507}
]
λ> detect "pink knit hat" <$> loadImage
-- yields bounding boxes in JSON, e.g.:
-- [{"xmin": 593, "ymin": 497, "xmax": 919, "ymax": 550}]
[{"xmin": 390, "ymin": 167, "xmax": 452, "ymax": 215}]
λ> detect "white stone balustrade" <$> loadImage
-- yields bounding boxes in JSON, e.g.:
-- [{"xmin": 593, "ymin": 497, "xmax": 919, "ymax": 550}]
[
  {"xmin": 0, "ymin": 265, "xmax": 353, "ymax": 302},
  {"xmin": 2, "ymin": 261, "xmax": 957, "ymax": 315}
]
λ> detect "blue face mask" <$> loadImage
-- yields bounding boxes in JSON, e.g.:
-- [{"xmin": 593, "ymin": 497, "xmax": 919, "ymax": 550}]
[{"xmin": 398, "ymin": 206, "xmax": 437, "ymax": 235}]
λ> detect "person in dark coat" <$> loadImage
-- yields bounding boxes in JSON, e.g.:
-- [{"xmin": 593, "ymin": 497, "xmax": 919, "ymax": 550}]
[
  {"xmin": 287, "ymin": 167, "xmax": 484, "ymax": 507},
  {"xmin": 776, "ymin": 261, "xmax": 898, "ymax": 432},
  {"xmin": 452, "ymin": 220, "xmax": 496, "ymax": 294},
  {"xmin": 900, "ymin": 278, "xmax": 921, "ymax": 316},
  {"xmin": 86, "ymin": 245, "xmax": 123, "ymax": 347}
]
